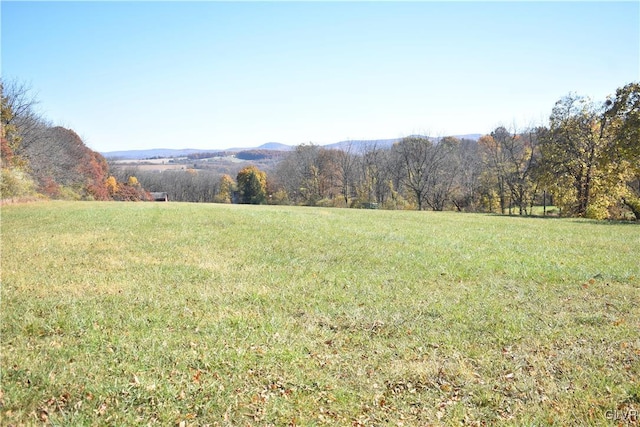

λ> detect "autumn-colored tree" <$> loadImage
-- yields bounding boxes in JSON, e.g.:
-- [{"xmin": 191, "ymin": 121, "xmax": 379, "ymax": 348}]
[
  {"xmin": 80, "ymin": 149, "xmax": 110, "ymax": 200},
  {"xmin": 105, "ymin": 176, "xmax": 118, "ymax": 195},
  {"xmin": 214, "ymin": 174, "xmax": 235, "ymax": 203},
  {"xmin": 539, "ymin": 93, "xmax": 621, "ymax": 218},
  {"xmin": 104, "ymin": 174, "xmax": 151, "ymax": 201},
  {"xmin": 40, "ymin": 176, "xmax": 61, "ymax": 198},
  {"xmin": 605, "ymin": 82, "xmax": 640, "ymax": 219},
  {"xmin": 127, "ymin": 176, "xmax": 139, "ymax": 187},
  {"xmin": 607, "ymin": 82, "xmax": 640, "ymax": 163},
  {"xmin": 237, "ymin": 166, "xmax": 267, "ymax": 204}
]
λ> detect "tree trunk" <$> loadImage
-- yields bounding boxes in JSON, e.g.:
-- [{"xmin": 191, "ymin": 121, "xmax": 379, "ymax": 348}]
[{"xmin": 622, "ymin": 198, "xmax": 640, "ymax": 220}]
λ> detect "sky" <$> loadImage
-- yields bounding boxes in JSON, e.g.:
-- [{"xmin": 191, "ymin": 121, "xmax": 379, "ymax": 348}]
[{"xmin": 2, "ymin": 1, "xmax": 639, "ymax": 153}]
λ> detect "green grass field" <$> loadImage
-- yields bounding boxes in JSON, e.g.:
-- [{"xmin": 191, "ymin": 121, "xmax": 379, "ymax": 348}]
[{"xmin": 2, "ymin": 201, "xmax": 639, "ymax": 426}]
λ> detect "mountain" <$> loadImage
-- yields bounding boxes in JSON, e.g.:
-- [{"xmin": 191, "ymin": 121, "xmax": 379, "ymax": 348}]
[
  {"xmin": 101, "ymin": 134, "xmax": 483, "ymax": 160},
  {"xmin": 324, "ymin": 138, "xmax": 403, "ymax": 152},
  {"xmin": 102, "ymin": 148, "xmax": 211, "ymax": 160},
  {"xmin": 448, "ymin": 133, "xmax": 483, "ymax": 141},
  {"xmin": 325, "ymin": 134, "xmax": 482, "ymax": 152},
  {"xmin": 257, "ymin": 142, "xmax": 294, "ymax": 151}
]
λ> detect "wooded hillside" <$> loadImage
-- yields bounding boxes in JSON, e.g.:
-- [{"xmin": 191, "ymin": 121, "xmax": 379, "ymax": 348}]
[{"xmin": 1, "ymin": 79, "xmax": 149, "ymax": 202}]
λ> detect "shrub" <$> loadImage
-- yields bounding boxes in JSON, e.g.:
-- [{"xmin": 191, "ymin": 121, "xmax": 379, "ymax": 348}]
[{"xmin": 0, "ymin": 168, "xmax": 37, "ymax": 200}]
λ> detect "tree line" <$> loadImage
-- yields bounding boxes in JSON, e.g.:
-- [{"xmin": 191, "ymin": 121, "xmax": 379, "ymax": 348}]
[
  {"xmin": 188, "ymin": 83, "xmax": 638, "ymax": 220},
  {"xmin": 2, "ymin": 77, "xmax": 638, "ymax": 220}
]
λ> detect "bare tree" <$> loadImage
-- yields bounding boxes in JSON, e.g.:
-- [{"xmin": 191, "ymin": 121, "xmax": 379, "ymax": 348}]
[
  {"xmin": 450, "ymin": 138, "xmax": 483, "ymax": 211},
  {"xmin": 336, "ymin": 141, "xmax": 358, "ymax": 206},
  {"xmin": 393, "ymin": 136, "xmax": 452, "ymax": 211},
  {"xmin": 275, "ymin": 144, "xmax": 324, "ymax": 205},
  {"xmin": 425, "ymin": 137, "xmax": 460, "ymax": 211}
]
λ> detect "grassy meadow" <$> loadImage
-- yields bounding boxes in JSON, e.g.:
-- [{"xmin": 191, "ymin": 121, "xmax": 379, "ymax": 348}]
[{"xmin": 1, "ymin": 201, "xmax": 639, "ymax": 426}]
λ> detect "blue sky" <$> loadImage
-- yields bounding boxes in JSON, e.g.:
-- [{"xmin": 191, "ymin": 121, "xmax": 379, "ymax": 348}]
[{"xmin": 2, "ymin": 1, "xmax": 639, "ymax": 152}]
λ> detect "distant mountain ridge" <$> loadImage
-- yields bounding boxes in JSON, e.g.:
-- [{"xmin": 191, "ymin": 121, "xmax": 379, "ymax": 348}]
[
  {"xmin": 102, "ymin": 148, "xmax": 210, "ymax": 160},
  {"xmin": 256, "ymin": 142, "xmax": 293, "ymax": 151},
  {"xmin": 102, "ymin": 134, "xmax": 482, "ymax": 160},
  {"xmin": 319, "ymin": 134, "xmax": 481, "ymax": 151}
]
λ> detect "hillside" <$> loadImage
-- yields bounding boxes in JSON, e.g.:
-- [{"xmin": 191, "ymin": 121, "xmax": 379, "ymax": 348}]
[
  {"xmin": 19, "ymin": 126, "xmax": 111, "ymax": 200},
  {"xmin": 1, "ymin": 80, "xmax": 150, "ymax": 201}
]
